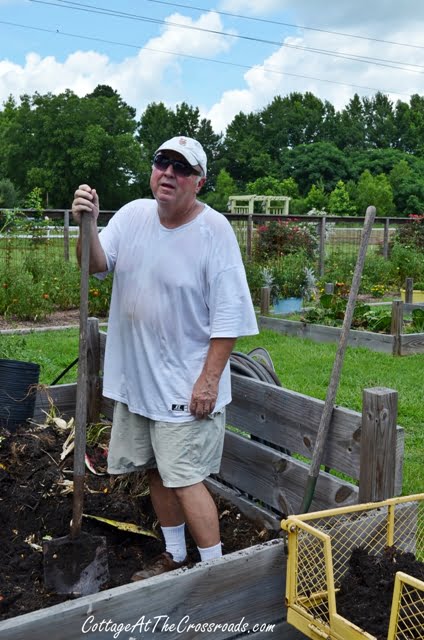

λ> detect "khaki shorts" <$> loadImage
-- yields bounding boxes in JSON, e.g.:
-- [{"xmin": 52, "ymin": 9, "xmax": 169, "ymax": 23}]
[{"xmin": 107, "ymin": 402, "xmax": 226, "ymax": 488}]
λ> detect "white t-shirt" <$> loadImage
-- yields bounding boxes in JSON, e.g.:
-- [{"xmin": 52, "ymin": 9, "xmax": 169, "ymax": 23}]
[{"xmin": 96, "ymin": 199, "xmax": 258, "ymax": 422}]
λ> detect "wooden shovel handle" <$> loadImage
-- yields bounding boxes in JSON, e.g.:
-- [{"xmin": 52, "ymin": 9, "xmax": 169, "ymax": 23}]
[
  {"xmin": 300, "ymin": 206, "xmax": 376, "ymax": 513},
  {"xmin": 71, "ymin": 212, "xmax": 91, "ymax": 538}
]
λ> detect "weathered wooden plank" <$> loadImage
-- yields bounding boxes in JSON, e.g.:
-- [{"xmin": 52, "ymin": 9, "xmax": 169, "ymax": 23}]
[
  {"xmin": 100, "ymin": 394, "xmax": 114, "ymax": 421},
  {"xmin": 99, "ymin": 329, "xmax": 106, "ymax": 373},
  {"xmin": 259, "ymin": 316, "xmax": 394, "ymax": 353},
  {"xmin": 400, "ymin": 333, "xmax": 424, "ymax": 355},
  {"xmin": 228, "ymin": 375, "xmax": 362, "ymax": 479},
  {"xmin": 359, "ymin": 388, "xmax": 398, "ymax": 502},
  {"xmin": 205, "ymin": 477, "xmax": 283, "ymax": 528},
  {"xmin": 34, "ymin": 383, "xmax": 77, "ymax": 422},
  {"xmin": 218, "ymin": 431, "xmax": 358, "ymax": 515},
  {"xmin": 403, "ymin": 302, "xmax": 424, "ymax": 313},
  {"xmin": 0, "ymin": 540, "xmax": 286, "ymax": 640}
]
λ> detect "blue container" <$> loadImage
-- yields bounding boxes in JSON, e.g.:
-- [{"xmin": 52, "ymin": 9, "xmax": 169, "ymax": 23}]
[{"xmin": 272, "ymin": 297, "xmax": 303, "ymax": 314}]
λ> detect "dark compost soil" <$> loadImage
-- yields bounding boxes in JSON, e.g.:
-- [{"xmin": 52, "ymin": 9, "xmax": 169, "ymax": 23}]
[
  {"xmin": 0, "ymin": 422, "xmax": 277, "ymax": 622},
  {"xmin": 336, "ymin": 546, "xmax": 424, "ymax": 640}
]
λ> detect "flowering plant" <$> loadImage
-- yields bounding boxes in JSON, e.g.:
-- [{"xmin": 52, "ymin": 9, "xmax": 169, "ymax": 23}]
[{"xmin": 254, "ymin": 220, "xmax": 317, "ymax": 262}]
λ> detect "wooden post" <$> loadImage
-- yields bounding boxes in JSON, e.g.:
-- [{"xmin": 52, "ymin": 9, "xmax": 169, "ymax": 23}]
[
  {"xmin": 63, "ymin": 209, "xmax": 70, "ymax": 262},
  {"xmin": 383, "ymin": 217, "xmax": 390, "ymax": 259},
  {"xmin": 391, "ymin": 300, "xmax": 403, "ymax": 356},
  {"xmin": 405, "ymin": 277, "xmax": 413, "ymax": 303},
  {"xmin": 324, "ymin": 283, "xmax": 334, "ymax": 294},
  {"xmin": 246, "ymin": 214, "xmax": 253, "ymax": 261},
  {"xmin": 260, "ymin": 286, "xmax": 271, "ymax": 315},
  {"xmin": 87, "ymin": 317, "xmax": 101, "ymax": 424},
  {"xmin": 318, "ymin": 216, "xmax": 326, "ymax": 278},
  {"xmin": 359, "ymin": 387, "xmax": 398, "ymax": 502}
]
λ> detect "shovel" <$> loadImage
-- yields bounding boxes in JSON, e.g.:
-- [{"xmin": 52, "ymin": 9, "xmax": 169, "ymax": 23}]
[{"xmin": 43, "ymin": 210, "xmax": 109, "ymax": 595}]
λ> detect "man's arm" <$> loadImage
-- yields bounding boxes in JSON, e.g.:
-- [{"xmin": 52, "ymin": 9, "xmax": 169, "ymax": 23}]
[
  {"xmin": 189, "ymin": 337, "xmax": 236, "ymax": 419},
  {"xmin": 72, "ymin": 184, "xmax": 108, "ymax": 274}
]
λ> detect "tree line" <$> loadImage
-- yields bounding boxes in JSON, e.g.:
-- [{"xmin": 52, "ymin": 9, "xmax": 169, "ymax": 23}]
[{"xmin": 1, "ymin": 85, "xmax": 424, "ymax": 215}]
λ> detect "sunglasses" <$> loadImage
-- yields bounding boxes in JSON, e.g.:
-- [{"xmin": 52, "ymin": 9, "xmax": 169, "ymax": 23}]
[{"xmin": 153, "ymin": 153, "xmax": 201, "ymax": 177}]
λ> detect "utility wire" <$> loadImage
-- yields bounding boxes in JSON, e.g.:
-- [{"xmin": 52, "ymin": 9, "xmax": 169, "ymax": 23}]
[
  {"xmin": 0, "ymin": 19, "xmax": 412, "ymax": 97},
  {"xmin": 145, "ymin": 0, "xmax": 424, "ymax": 51},
  {"xmin": 29, "ymin": 0, "xmax": 424, "ymax": 75}
]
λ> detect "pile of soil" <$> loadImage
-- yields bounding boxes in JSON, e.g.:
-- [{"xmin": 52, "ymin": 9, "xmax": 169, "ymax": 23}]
[
  {"xmin": 0, "ymin": 422, "xmax": 276, "ymax": 622},
  {"xmin": 337, "ymin": 546, "xmax": 424, "ymax": 640}
]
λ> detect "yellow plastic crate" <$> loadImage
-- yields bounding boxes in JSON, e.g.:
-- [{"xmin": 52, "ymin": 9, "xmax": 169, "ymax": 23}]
[{"xmin": 281, "ymin": 494, "xmax": 424, "ymax": 640}]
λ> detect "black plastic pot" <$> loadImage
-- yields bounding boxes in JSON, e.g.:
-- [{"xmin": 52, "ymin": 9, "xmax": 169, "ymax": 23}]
[{"xmin": 0, "ymin": 359, "xmax": 40, "ymax": 431}]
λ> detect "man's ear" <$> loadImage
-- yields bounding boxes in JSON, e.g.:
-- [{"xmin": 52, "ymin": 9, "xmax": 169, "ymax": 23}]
[{"xmin": 196, "ymin": 176, "xmax": 206, "ymax": 191}]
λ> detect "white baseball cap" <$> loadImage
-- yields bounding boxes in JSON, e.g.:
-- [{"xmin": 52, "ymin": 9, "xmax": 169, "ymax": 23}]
[{"xmin": 155, "ymin": 136, "xmax": 207, "ymax": 176}]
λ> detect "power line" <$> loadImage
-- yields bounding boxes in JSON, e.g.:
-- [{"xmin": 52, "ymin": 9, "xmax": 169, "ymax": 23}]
[
  {"xmin": 0, "ymin": 19, "xmax": 412, "ymax": 98},
  {"xmin": 145, "ymin": 0, "xmax": 424, "ymax": 51},
  {"xmin": 28, "ymin": 0, "xmax": 424, "ymax": 75}
]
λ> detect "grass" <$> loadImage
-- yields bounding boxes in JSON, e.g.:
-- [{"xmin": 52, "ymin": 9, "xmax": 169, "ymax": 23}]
[{"xmin": 1, "ymin": 326, "xmax": 422, "ymax": 496}]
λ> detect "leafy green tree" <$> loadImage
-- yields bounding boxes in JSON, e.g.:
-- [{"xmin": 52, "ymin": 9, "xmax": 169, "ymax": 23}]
[
  {"xmin": 328, "ymin": 180, "xmax": 357, "ymax": 215},
  {"xmin": 203, "ymin": 169, "xmax": 236, "ymax": 212},
  {"xmin": 304, "ymin": 182, "xmax": 328, "ymax": 211},
  {"xmin": 0, "ymin": 87, "xmax": 142, "ymax": 208},
  {"xmin": 354, "ymin": 170, "xmax": 395, "ymax": 216},
  {"xmin": 335, "ymin": 94, "xmax": 366, "ymax": 150},
  {"xmin": 0, "ymin": 178, "xmax": 18, "ymax": 208},
  {"xmin": 246, "ymin": 176, "xmax": 294, "ymax": 196},
  {"xmin": 362, "ymin": 92, "xmax": 397, "ymax": 148},
  {"xmin": 280, "ymin": 142, "xmax": 350, "ymax": 194},
  {"xmin": 223, "ymin": 111, "xmax": 274, "ymax": 185}
]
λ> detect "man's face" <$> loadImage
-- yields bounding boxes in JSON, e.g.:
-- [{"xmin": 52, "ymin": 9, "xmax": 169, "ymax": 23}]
[{"xmin": 150, "ymin": 150, "xmax": 206, "ymax": 210}]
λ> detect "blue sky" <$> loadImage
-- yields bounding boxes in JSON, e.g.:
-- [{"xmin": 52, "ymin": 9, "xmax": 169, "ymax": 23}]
[{"xmin": 1, "ymin": 0, "xmax": 424, "ymax": 133}]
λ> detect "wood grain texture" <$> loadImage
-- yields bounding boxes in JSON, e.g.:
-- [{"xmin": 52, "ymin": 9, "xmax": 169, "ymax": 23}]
[{"xmin": 0, "ymin": 540, "xmax": 287, "ymax": 640}]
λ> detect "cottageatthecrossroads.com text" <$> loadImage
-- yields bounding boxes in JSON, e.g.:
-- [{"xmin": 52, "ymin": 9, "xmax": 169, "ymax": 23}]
[{"xmin": 81, "ymin": 615, "xmax": 276, "ymax": 637}]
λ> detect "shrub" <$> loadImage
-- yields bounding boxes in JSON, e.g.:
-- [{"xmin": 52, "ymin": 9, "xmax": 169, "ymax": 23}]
[
  {"xmin": 254, "ymin": 220, "xmax": 317, "ymax": 261},
  {"xmin": 271, "ymin": 252, "xmax": 313, "ymax": 299},
  {"xmin": 0, "ymin": 267, "xmax": 52, "ymax": 320},
  {"xmin": 389, "ymin": 244, "xmax": 424, "ymax": 286},
  {"xmin": 395, "ymin": 214, "xmax": 424, "ymax": 250}
]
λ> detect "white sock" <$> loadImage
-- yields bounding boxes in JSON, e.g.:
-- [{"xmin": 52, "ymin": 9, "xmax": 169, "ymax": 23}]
[
  {"xmin": 197, "ymin": 541, "xmax": 222, "ymax": 562},
  {"xmin": 161, "ymin": 523, "xmax": 187, "ymax": 562}
]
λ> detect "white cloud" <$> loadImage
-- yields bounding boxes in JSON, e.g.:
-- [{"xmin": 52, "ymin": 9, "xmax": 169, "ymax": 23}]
[
  {"xmin": 0, "ymin": 11, "xmax": 233, "ymax": 113},
  {"xmin": 207, "ymin": 22, "xmax": 424, "ymax": 132}
]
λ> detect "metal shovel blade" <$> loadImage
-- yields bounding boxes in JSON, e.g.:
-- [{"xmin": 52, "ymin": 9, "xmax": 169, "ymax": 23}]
[{"xmin": 43, "ymin": 531, "xmax": 109, "ymax": 596}]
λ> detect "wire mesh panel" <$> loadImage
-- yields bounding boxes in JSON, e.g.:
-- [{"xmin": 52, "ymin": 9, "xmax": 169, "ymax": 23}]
[{"xmin": 282, "ymin": 494, "xmax": 424, "ymax": 640}]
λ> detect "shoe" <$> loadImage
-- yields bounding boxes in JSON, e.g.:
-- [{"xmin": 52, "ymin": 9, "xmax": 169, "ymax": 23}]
[{"xmin": 131, "ymin": 552, "xmax": 188, "ymax": 581}]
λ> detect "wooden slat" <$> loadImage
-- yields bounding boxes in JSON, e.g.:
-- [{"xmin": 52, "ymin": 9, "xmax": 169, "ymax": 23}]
[
  {"xmin": 359, "ymin": 388, "xmax": 398, "ymax": 502},
  {"xmin": 0, "ymin": 540, "xmax": 286, "ymax": 640},
  {"xmin": 33, "ymin": 383, "xmax": 77, "ymax": 422},
  {"xmin": 218, "ymin": 431, "xmax": 358, "ymax": 515},
  {"xmin": 259, "ymin": 316, "xmax": 394, "ymax": 353},
  {"xmin": 99, "ymin": 329, "xmax": 106, "ymax": 372},
  {"xmin": 205, "ymin": 477, "xmax": 283, "ymax": 528},
  {"xmin": 400, "ymin": 333, "xmax": 424, "ymax": 355},
  {"xmin": 228, "ymin": 375, "xmax": 362, "ymax": 479}
]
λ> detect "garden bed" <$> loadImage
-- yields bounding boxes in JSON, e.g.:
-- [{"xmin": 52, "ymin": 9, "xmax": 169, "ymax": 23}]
[{"xmin": 0, "ymin": 422, "xmax": 279, "ymax": 625}]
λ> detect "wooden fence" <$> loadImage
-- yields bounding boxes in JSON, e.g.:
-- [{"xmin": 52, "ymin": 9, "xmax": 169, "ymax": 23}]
[{"xmin": 0, "ymin": 208, "xmax": 417, "ymax": 276}]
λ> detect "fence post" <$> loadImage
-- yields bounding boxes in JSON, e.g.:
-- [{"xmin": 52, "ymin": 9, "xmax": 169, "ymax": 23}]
[
  {"xmin": 383, "ymin": 217, "xmax": 390, "ymax": 259},
  {"xmin": 405, "ymin": 277, "xmax": 413, "ymax": 303},
  {"xmin": 63, "ymin": 209, "xmax": 70, "ymax": 262},
  {"xmin": 359, "ymin": 387, "xmax": 398, "ymax": 502},
  {"xmin": 87, "ymin": 317, "xmax": 101, "ymax": 425},
  {"xmin": 246, "ymin": 214, "xmax": 253, "ymax": 261},
  {"xmin": 391, "ymin": 300, "xmax": 403, "ymax": 356},
  {"xmin": 324, "ymin": 283, "xmax": 334, "ymax": 294},
  {"xmin": 318, "ymin": 216, "xmax": 326, "ymax": 277},
  {"xmin": 260, "ymin": 286, "xmax": 270, "ymax": 315}
]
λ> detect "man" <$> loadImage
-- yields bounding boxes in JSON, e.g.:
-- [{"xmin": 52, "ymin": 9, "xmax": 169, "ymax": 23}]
[{"xmin": 72, "ymin": 136, "xmax": 258, "ymax": 580}]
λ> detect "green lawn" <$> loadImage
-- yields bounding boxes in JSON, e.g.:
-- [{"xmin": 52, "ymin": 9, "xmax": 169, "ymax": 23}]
[{"xmin": 1, "ymin": 327, "xmax": 422, "ymax": 496}]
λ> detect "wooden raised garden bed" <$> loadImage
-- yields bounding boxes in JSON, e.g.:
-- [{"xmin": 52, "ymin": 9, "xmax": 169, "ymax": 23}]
[
  {"xmin": 260, "ymin": 300, "xmax": 424, "ymax": 356},
  {"xmin": 0, "ymin": 319, "xmax": 406, "ymax": 639}
]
